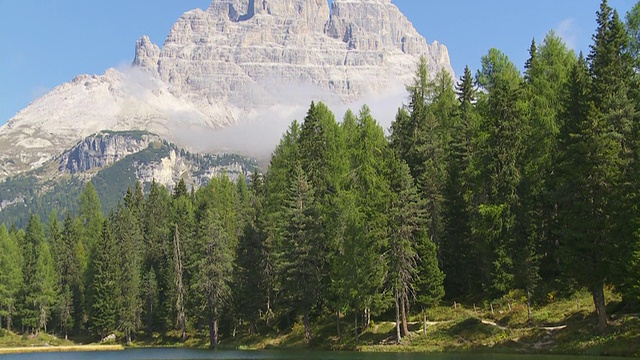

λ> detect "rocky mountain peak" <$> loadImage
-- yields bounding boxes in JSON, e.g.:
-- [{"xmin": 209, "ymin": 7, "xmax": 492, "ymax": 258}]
[{"xmin": 0, "ymin": 0, "xmax": 453, "ymax": 180}]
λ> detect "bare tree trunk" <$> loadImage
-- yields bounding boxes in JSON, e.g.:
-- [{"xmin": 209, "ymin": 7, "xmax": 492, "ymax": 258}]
[
  {"xmin": 401, "ymin": 296, "xmax": 409, "ymax": 337},
  {"xmin": 422, "ymin": 308, "xmax": 427, "ymax": 336},
  {"xmin": 304, "ymin": 308, "xmax": 311, "ymax": 342},
  {"xmin": 249, "ymin": 319, "xmax": 255, "ymax": 336},
  {"xmin": 354, "ymin": 309, "xmax": 359, "ymax": 343},
  {"xmin": 213, "ymin": 318, "xmax": 219, "ymax": 347},
  {"xmin": 592, "ymin": 285, "xmax": 607, "ymax": 333},
  {"xmin": 126, "ymin": 330, "xmax": 132, "ymax": 346},
  {"xmin": 173, "ymin": 225, "xmax": 186, "ymax": 343},
  {"xmin": 336, "ymin": 310, "xmax": 341, "ymax": 338},
  {"xmin": 266, "ymin": 292, "xmax": 271, "ymax": 327},
  {"xmin": 366, "ymin": 307, "xmax": 371, "ymax": 329},
  {"xmin": 394, "ymin": 292, "xmax": 401, "ymax": 344}
]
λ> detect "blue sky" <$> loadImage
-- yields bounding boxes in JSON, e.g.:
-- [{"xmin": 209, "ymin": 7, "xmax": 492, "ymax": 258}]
[{"xmin": 0, "ymin": 0, "xmax": 635, "ymax": 125}]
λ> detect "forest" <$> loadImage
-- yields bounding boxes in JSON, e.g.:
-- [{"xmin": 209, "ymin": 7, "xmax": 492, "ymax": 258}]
[{"xmin": 1, "ymin": 0, "xmax": 640, "ymax": 349}]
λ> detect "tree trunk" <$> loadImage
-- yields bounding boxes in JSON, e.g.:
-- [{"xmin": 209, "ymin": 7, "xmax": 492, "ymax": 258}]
[
  {"xmin": 249, "ymin": 319, "xmax": 256, "ymax": 336},
  {"xmin": 266, "ymin": 292, "xmax": 271, "ymax": 327},
  {"xmin": 422, "ymin": 308, "xmax": 427, "ymax": 336},
  {"xmin": 401, "ymin": 296, "xmax": 409, "ymax": 337},
  {"xmin": 208, "ymin": 312, "xmax": 216, "ymax": 349},
  {"xmin": 592, "ymin": 285, "xmax": 607, "ymax": 333},
  {"xmin": 527, "ymin": 290, "xmax": 532, "ymax": 323},
  {"xmin": 126, "ymin": 330, "xmax": 132, "ymax": 346},
  {"xmin": 394, "ymin": 293, "xmax": 401, "ymax": 344},
  {"xmin": 303, "ymin": 308, "xmax": 311, "ymax": 342},
  {"xmin": 214, "ymin": 318, "xmax": 219, "ymax": 347},
  {"xmin": 336, "ymin": 310, "xmax": 341, "ymax": 338},
  {"xmin": 366, "ymin": 307, "xmax": 371, "ymax": 329},
  {"xmin": 354, "ymin": 309, "xmax": 359, "ymax": 343},
  {"xmin": 173, "ymin": 225, "xmax": 186, "ymax": 344}
]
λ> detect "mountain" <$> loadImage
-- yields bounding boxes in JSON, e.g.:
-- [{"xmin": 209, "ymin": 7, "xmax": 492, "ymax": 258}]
[
  {"xmin": 0, "ymin": 0, "xmax": 452, "ymax": 179},
  {"xmin": 0, "ymin": 130, "xmax": 257, "ymax": 227}
]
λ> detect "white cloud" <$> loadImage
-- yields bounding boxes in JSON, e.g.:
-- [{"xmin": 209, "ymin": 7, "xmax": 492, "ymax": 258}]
[{"xmin": 556, "ymin": 18, "xmax": 580, "ymax": 51}]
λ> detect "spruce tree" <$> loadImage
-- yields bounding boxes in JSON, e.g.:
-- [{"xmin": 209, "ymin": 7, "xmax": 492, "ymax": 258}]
[
  {"xmin": 387, "ymin": 156, "xmax": 423, "ymax": 342},
  {"xmin": 0, "ymin": 224, "xmax": 22, "ymax": 330},
  {"xmin": 90, "ymin": 220, "xmax": 120, "ymax": 339},
  {"xmin": 112, "ymin": 205, "xmax": 142, "ymax": 345},
  {"xmin": 194, "ymin": 208, "xmax": 234, "ymax": 348},
  {"xmin": 440, "ymin": 65, "xmax": 477, "ymax": 299},
  {"xmin": 470, "ymin": 48, "xmax": 526, "ymax": 298}
]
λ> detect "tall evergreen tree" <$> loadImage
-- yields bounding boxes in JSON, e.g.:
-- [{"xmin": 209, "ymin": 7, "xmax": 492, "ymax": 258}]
[
  {"xmin": 90, "ymin": 220, "xmax": 120, "ymax": 339},
  {"xmin": 234, "ymin": 172, "xmax": 267, "ymax": 335},
  {"xmin": 142, "ymin": 180, "xmax": 172, "ymax": 333},
  {"xmin": 470, "ymin": 48, "xmax": 526, "ymax": 297},
  {"xmin": 0, "ymin": 224, "xmax": 22, "ymax": 330},
  {"xmin": 194, "ymin": 208, "xmax": 234, "ymax": 348},
  {"xmin": 440, "ymin": 65, "xmax": 477, "ymax": 299},
  {"xmin": 556, "ymin": 51, "xmax": 622, "ymax": 333},
  {"xmin": 387, "ymin": 157, "xmax": 423, "ymax": 342},
  {"xmin": 112, "ymin": 205, "xmax": 142, "ymax": 345}
]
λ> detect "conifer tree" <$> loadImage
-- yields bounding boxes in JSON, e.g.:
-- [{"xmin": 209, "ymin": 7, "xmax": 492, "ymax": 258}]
[
  {"xmin": 0, "ymin": 224, "xmax": 22, "ymax": 330},
  {"xmin": 470, "ymin": 48, "xmax": 526, "ymax": 297},
  {"xmin": 441, "ymin": 65, "xmax": 477, "ymax": 299},
  {"xmin": 142, "ymin": 180, "xmax": 172, "ymax": 332},
  {"xmin": 387, "ymin": 156, "xmax": 423, "ymax": 342},
  {"xmin": 77, "ymin": 182, "xmax": 104, "ymax": 253},
  {"xmin": 90, "ymin": 220, "xmax": 120, "ymax": 339},
  {"xmin": 234, "ymin": 172, "xmax": 267, "ymax": 335},
  {"xmin": 277, "ymin": 164, "xmax": 322, "ymax": 341},
  {"xmin": 194, "ymin": 208, "xmax": 234, "ymax": 348},
  {"xmin": 112, "ymin": 205, "xmax": 142, "ymax": 345}
]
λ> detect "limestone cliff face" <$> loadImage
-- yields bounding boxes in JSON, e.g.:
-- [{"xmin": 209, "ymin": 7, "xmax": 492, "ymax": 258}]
[
  {"xmin": 56, "ymin": 131, "xmax": 256, "ymax": 189},
  {"xmin": 59, "ymin": 131, "xmax": 161, "ymax": 174},
  {"xmin": 150, "ymin": 0, "xmax": 452, "ymax": 117},
  {"xmin": 0, "ymin": 0, "xmax": 452, "ymax": 179}
]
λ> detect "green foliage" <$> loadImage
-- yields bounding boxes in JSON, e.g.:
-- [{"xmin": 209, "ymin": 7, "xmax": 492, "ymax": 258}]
[
  {"xmin": 89, "ymin": 221, "xmax": 120, "ymax": 337},
  {"xmin": 0, "ymin": 224, "xmax": 23, "ymax": 330},
  {"xmin": 2, "ymin": 1, "xmax": 640, "ymax": 344}
]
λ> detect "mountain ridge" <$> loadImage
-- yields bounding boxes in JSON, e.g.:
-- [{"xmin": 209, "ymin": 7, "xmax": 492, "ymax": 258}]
[{"xmin": 0, "ymin": 0, "xmax": 452, "ymax": 179}]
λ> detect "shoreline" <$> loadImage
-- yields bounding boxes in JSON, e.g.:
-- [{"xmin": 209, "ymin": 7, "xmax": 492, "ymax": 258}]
[{"xmin": 0, "ymin": 344, "xmax": 124, "ymax": 355}]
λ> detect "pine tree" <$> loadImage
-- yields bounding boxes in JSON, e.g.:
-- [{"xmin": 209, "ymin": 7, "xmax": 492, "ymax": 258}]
[
  {"xmin": 194, "ymin": 208, "xmax": 234, "ymax": 348},
  {"xmin": 0, "ymin": 224, "xmax": 22, "ymax": 330},
  {"xmin": 556, "ymin": 51, "xmax": 622, "ymax": 333},
  {"xmin": 333, "ymin": 106, "xmax": 391, "ymax": 341},
  {"xmin": 277, "ymin": 164, "xmax": 323, "ymax": 341},
  {"xmin": 59, "ymin": 212, "xmax": 86, "ymax": 334},
  {"xmin": 77, "ymin": 182, "xmax": 104, "ymax": 253},
  {"xmin": 470, "ymin": 48, "xmax": 526, "ymax": 297},
  {"xmin": 387, "ymin": 156, "xmax": 423, "ymax": 342},
  {"xmin": 440, "ymin": 65, "xmax": 477, "ymax": 299},
  {"xmin": 142, "ymin": 180, "xmax": 172, "ymax": 333},
  {"xmin": 90, "ymin": 220, "xmax": 120, "ymax": 339},
  {"xmin": 112, "ymin": 205, "xmax": 142, "ymax": 345},
  {"xmin": 21, "ymin": 214, "xmax": 46, "ymax": 333},
  {"xmin": 234, "ymin": 172, "xmax": 267, "ymax": 335}
]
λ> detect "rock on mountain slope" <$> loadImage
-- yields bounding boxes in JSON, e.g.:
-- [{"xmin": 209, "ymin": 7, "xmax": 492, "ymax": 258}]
[
  {"xmin": 0, "ymin": 130, "xmax": 258, "ymax": 227},
  {"xmin": 0, "ymin": 0, "xmax": 453, "ymax": 179}
]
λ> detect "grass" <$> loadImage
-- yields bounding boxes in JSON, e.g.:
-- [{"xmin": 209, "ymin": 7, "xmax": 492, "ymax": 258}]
[
  {"xmin": 224, "ymin": 289, "xmax": 639, "ymax": 356},
  {"xmin": 1, "ymin": 290, "xmax": 638, "ymax": 356},
  {"xmin": 0, "ymin": 330, "xmax": 123, "ymax": 354}
]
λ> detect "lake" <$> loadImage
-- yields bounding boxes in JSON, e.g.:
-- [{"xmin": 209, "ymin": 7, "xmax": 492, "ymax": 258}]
[{"xmin": 0, "ymin": 349, "xmax": 630, "ymax": 360}]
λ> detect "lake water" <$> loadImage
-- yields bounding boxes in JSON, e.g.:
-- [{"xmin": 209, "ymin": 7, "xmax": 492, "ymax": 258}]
[{"xmin": 0, "ymin": 349, "xmax": 630, "ymax": 360}]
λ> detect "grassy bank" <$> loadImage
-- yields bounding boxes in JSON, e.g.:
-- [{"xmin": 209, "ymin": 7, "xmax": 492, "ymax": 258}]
[
  {"xmin": 0, "ymin": 345, "xmax": 123, "ymax": 355},
  {"xmin": 0, "ymin": 331, "xmax": 124, "ymax": 354},
  {"xmin": 223, "ymin": 290, "xmax": 640, "ymax": 357},
  {"xmin": 1, "ymin": 290, "xmax": 638, "ymax": 356}
]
